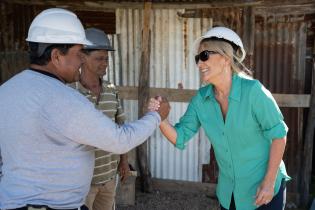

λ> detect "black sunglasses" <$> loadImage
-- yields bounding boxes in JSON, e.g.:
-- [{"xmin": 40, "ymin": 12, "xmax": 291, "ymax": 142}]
[{"xmin": 195, "ymin": 50, "xmax": 218, "ymax": 64}]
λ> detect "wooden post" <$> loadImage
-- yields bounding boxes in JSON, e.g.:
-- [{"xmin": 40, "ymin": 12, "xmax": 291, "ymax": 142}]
[
  {"xmin": 242, "ymin": 6, "xmax": 255, "ymax": 70},
  {"xmin": 137, "ymin": 1, "xmax": 152, "ymax": 193},
  {"xmin": 301, "ymin": 42, "xmax": 315, "ymax": 206}
]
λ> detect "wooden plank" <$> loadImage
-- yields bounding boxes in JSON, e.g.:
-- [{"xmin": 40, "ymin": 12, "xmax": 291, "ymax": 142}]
[
  {"xmin": 300, "ymin": 52, "xmax": 315, "ymax": 206},
  {"xmin": 117, "ymin": 86, "xmax": 310, "ymax": 107},
  {"xmin": 272, "ymin": 94, "xmax": 310, "ymax": 108},
  {"xmin": 242, "ymin": 6, "xmax": 255, "ymax": 70},
  {"xmin": 117, "ymin": 86, "xmax": 195, "ymax": 102},
  {"xmin": 4, "ymin": 0, "xmax": 315, "ymax": 11},
  {"xmin": 136, "ymin": 1, "xmax": 152, "ymax": 193}
]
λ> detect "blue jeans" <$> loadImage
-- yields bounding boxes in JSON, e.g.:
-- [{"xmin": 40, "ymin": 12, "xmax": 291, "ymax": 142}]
[{"xmin": 220, "ymin": 179, "xmax": 286, "ymax": 210}]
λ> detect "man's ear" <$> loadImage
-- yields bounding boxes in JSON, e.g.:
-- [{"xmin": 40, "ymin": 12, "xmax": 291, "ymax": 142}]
[{"xmin": 51, "ymin": 48, "xmax": 61, "ymax": 66}]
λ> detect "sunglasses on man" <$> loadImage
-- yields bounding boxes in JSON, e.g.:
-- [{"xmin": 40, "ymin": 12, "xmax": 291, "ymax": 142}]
[{"xmin": 195, "ymin": 50, "xmax": 218, "ymax": 64}]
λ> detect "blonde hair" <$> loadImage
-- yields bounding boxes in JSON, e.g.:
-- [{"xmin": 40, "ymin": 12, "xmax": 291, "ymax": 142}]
[{"xmin": 199, "ymin": 39, "xmax": 252, "ymax": 76}]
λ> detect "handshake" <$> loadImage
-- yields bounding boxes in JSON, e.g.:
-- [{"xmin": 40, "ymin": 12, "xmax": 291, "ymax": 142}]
[{"xmin": 147, "ymin": 96, "xmax": 170, "ymax": 121}]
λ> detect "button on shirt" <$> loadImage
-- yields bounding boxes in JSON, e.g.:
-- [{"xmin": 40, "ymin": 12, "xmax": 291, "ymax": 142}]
[{"xmin": 174, "ymin": 73, "xmax": 290, "ymax": 210}]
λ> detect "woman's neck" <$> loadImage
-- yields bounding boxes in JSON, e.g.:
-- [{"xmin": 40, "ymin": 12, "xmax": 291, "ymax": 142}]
[{"xmin": 213, "ymin": 71, "xmax": 233, "ymax": 98}]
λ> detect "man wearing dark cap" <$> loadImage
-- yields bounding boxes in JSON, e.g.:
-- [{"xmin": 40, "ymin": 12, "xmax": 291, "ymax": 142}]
[{"xmin": 74, "ymin": 28, "xmax": 128, "ymax": 210}]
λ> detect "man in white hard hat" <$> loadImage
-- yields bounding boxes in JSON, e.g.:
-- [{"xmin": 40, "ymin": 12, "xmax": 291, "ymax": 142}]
[
  {"xmin": 74, "ymin": 28, "xmax": 129, "ymax": 210},
  {"xmin": 0, "ymin": 8, "xmax": 170, "ymax": 210}
]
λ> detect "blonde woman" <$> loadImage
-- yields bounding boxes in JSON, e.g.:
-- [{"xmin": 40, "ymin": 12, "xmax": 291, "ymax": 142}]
[{"xmin": 150, "ymin": 26, "xmax": 290, "ymax": 210}]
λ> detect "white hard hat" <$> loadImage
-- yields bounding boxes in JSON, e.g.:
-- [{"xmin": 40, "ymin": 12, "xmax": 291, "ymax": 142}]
[
  {"xmin": 26, "ymin": 8, "xmax": 91, "ymax": 45},
  {"xmin": 193, "ymin": 26, "xmax": 246, "ymax": 62}
]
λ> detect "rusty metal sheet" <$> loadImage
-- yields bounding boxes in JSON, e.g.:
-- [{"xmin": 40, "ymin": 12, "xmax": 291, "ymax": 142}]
[
  {"xmin": 114, "ymin": 8, "xmax": 213, "ymax": 181},
  {"xmin": 254, "ymin": 11, "xmax": 311, "ymax": 199}
]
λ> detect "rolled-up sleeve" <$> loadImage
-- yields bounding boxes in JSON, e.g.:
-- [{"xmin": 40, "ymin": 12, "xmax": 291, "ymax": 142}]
[
  {"xmin": 174, "ymin": 98, "xmax": 201, "ymax": 150},
  {"xmin": 252, "ymin": 82, "xmax": 288, "ymax": 140}
]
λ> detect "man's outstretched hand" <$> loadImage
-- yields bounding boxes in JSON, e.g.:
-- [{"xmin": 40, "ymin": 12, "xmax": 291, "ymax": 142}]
[{"xmin": 147, "ymin": 96, "xmax": 170, "ymax": 121}]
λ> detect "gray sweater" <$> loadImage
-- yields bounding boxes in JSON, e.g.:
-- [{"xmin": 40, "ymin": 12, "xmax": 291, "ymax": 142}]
[{"xmin": 0, "ymin": 70, "xmax": 160, "ymax": 209}]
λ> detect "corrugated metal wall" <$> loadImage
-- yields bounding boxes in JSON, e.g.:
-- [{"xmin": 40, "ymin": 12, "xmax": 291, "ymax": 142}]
[
  {"xmin": 112, "ymin": 6, "xmax": 314, "ymax": 197},
  {"xmin": 1, "ymin": 1, "xmax": 314, "ymax": 199},
  {"xmin": 254, "ymin": 10, "xmax": 308, "ymax": 197},
  {"xmin": 114, "ymin": 8, "xmax": 213, "ymax": 181}
]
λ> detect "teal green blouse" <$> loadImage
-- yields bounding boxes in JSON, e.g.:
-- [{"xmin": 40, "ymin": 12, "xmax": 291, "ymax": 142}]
[{"xmin": 174, "ymin": 73, "xmax": 290, "ymax": 210}]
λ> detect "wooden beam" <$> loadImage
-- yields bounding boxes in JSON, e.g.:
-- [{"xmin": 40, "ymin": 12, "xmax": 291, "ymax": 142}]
[
  {"xmin": 136, "ymin": 1, "xmax": 152, "ymax": 193},
  {"xmin": 300, "ymin": 50, "xmax": 315, "ymax": 206},
  {"xmin": 272, "ymin": 94, "xmax": 310, "ymax": 108},
  {"xmin": 117, "ymin": 86, "xmax": 311, "ymax": 108},
  {"xmin": 4, "ymin": 0, "xmax": 315, "ymax": 12},
  {"xmin": 242, "ymin": 6, "xmax": 255, "ymax": 70},
  {"xmin": 117, "ymin": 86, "xmax": 195, "ymax": 102}
]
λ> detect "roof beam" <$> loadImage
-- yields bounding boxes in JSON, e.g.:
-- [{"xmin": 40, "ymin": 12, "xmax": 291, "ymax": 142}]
[{"xmin": 3, "ymin": 0, "xmax": 315, "ymax": 12}]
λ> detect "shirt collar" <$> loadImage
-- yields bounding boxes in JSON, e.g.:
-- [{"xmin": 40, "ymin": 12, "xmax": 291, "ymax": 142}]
[
  {"xmin": 77, "ymin": 78, "xmax": 104, "ymax": 94},
  {"xmin": 202, "ymin": 73, "xmax": 241, "ymax": 102}
]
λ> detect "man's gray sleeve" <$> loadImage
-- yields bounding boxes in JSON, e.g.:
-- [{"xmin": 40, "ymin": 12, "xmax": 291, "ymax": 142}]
[
  {"xmin": 69, "ymin": 110, "xmax": 161, "ymax": 154},
  {"xmin": 40, "ymin": 93, "xmax": 161, "ymax": 154}
]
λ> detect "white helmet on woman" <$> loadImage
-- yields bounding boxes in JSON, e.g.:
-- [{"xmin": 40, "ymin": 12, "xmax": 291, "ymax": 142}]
[
  {"xmin": 193, "ymin": 26, "xmax": 246, "ymax": 62},
  {"xmin": 26, "ymin": 8, "xmax": 90, "ymax": 45}
]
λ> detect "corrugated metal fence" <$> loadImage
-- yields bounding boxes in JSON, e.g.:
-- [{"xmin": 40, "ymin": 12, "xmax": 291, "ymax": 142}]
[
  {"xmin": 112, "ymin": 8, "xmax": 213, "ymax": 181},
  {"xmin": 254, "ymin": 10, "xmax": 309, "ymax": 199},
  {"xmin": 1, "ymin": 2, "xmax": 314, "ymax": 201},
  {"xmin": 109, "ymin": 6, "xmax": 314, "ymax": 199}
]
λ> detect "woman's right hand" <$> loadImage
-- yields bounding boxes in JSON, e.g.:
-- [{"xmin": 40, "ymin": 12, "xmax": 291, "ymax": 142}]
[{"xmin": 148, "ymin": 96, "xmax": 177, "ymax": 144}]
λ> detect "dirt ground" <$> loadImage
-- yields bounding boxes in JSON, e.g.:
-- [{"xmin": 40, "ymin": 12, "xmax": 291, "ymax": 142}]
[
  {"xmin": 116, "ymin": 189, "xmax": 309, "ymax": 210},
  {"xmin": 116, "ymin": 189, "xmax": 220, "ymax": 210},
  {"xmin": 116, "ymin": 178, "xmax": 219, "ymax": 210},
  {"xmin": 115, "ymin": 178, "xmax": 310, "ymax": 210}
]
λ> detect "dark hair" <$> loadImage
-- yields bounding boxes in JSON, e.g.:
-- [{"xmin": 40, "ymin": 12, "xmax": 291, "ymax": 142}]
[{"xmin": 28, "ymin": 42, "xmax": 75, "ymax": 65}]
